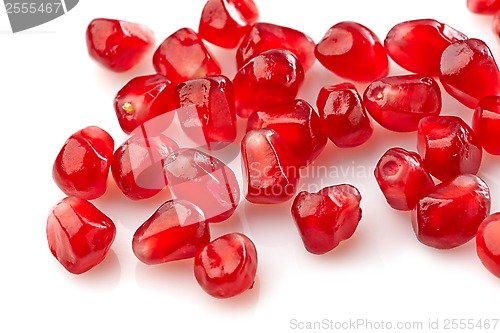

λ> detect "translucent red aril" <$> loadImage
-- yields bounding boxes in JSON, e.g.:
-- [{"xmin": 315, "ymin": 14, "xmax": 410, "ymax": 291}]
[
  {"xmin": 412, "ymin": 174, "xmax": 490, "ymax": 249},
  {"xmin": 374, "ymin": 148, "xmax": 434, "ymax": 211},
  {"xmin": 85, "ymin": 18, "xmax": 154, "ymax": 72},
  {"xmin": 53, "ymin": 126, "xmax": 114, "ymax": 200},
  {"xmin": 472, "ymin": 96, "xmax": 500, "ymax": 155},
  {"xmin": 153, "ymin": 28, "xmax": 221, "ymax": 85},
  {"xmin": 163, "ymin": 148, "xmax": 240, "ymax": 223},
  {"xmin": 199, "ymin": 0, "xmax": 259, "ymax": 49},
  {"xmin": 363, "ymin": 75, "xmax": 442, "ymax": 132},
  {"xmin": 494, "ymin": 12, "xmax": 500, "ymax": 39},
  {"xmin": 315, "ymin": 21, "xmax": 389, "ymax": 82},
  {"xmin": 194, "ymin": 233, "xmax": 257, "ymax": 299},
  {"xmin": 384, "ymin": 19, "xmax": 467, "ymax": 77},
  {"xmin": 476, "ymin": 213, "xmax": 500, "ymax": 279},
  {"xmin": 440, "ymin": 38, "xmax": 500, "ymax": 109},
  {"xmin": 241, "ymin": 129, "xmax": 299, "ymax": 204},
  {"xmin": 246, "ymin": 99, "xmax": 327, "ymax": 167},
  {"xmin": 417, "ymin": 116, "xmax": 482, "ymax": 182},
  {"xmin": 316, "ymin": 83, "xmax": 373, "ymax": 147},
  {"xmin": 291, "ymin": 184, "xmax": 362, "ymax": 255},
  {"xmin": 233, "ymin": 49, "xmax": 305, "ymax": 118},
  {"xmin": 132, "ymin": 199, "xmax": 210, "ymax": 265},
  {"xmin": 236, "ymin": 22, "xmax": 316, "ymax": 71},
  {"xmin": 467, "ymin": 0, "xmax": 500, "ymax": 14},
  {"xmin": 47, "ymin": 197, "xmax": 116, "ymax": 274}
]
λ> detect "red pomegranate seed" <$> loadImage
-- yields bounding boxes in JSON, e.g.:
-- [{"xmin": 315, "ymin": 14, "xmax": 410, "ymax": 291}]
[
  {"xmin": 363, "ymin": 75, "xmax": 442, "ymax": 132},
  {"xmin": 440, "ymin": 38, "xmax": 500, "ymax": 109},
  {"xmin": 241, "ymin": 129, "xmax": 299, "ymax": 204},
  {"xmin": 315, "ymin": 21, "xmax": 389, "ymax": 82},
  {"xmin": 53, "ymin": 126, "xmax": 114, "ymax": 200},
  {"xmin": 417, "ymin": 116, "xmax": 482, "ymax": 182},
  {"xmin": 175, "ymin": 75, "xmax": 237, "ymax": 150},
  {"xmin": 384, "ymin": 19, "xmax": 467, "ymax": 77},
  {"xmin": 412, "ymin": 174, "xmax": 490, "ymax": 249},
  {"xmin": 132, "ymin": 199, "xmax": 210, "ymax": 265},
  {"xmin": 194, "ymin": 233, "xmax": 257, "ymax": 299},
  {"xmin": 495, "ymin": 12, "xmax": 500, "ymax": 38},
  {"xmin": 236, "ymin": 22, "xmax": 316, "ymax": 71},
  {"xmin": 153, "ymin": 28, "xmax": 221, "ymax": 85},
  {"xmin": 291, "ymin": 184, "xmax": 362, "ymax": 255},
  {"xmin": 85, "ymin": 18, "xmax": 154, "ymax": 72},
  {"xmin": 476, "ymin": 213, "xmax": 500, "ymax": 279},
  {"xmin": 473, "ymin": 96, "xmax": 500, "ymax": 155},
  {"xmin": 163, "ymin": 148, "xmax": 240, "ymax": 223},
  {"xmin": 467, "ymin": 0, "xmax": 500, "ymax": 14},
  {"xmin": 316, "ymin": 83, "xmax": 373, "ymax": 147},
  {"xmin": 374, "ymin": 148, "xmax": 434, "ymax": 211},
  {"xmin": 233, "ymin": 49, "xmax": 305, "ymax": 118},
  {"xmin": 246, "ymin": 99, "xmax": 327, "ymax": 167},
  {"xmin": 199, "ymin": 0, "xmax": 259, "ymax": 49},
  {"xmin": 47, "ymin": 197, "xmax": 116, "ymax": 274}
]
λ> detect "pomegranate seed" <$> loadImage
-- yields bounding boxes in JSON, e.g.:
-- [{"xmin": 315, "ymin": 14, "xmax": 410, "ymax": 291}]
[
  {"xmin": 199, "ymin": 0, "xmax": 259, "ymax": 49},
  {"xmin": 412, "ymin": 174, "xmax": 490, "ymax": 249},
  {"xmin": 494, "ymin": 12, "xmax": 500, "ymax": 39},
  {"xmin": 53, "ymin": 126, "xmax": 114, "ymax": 200},
  {"xmin": 467, "ymin": 0, "xmax": 500, "ymax": 14},
  {"xmin": 417, "ymin": 116, "xmax": 482, "ymax": 182},
  {"xmin": 47, "ymin": 197, "xmax": 116, "ymax": 274},
  {"xmin": 163, "ymin": 148, "xmax": 240, "ymax": 223},
  {"xmin": 236, "ymin": 22, "xmax": 316, "ymax": 71},
  {"xmin": 363, "ymin": 75, "xmax": 442, "ymax": 132},
  {"xmin": 241, "ymin": 129, "xmax": 299, "ymax": 204},
  {"xmin": 85, "ymin": 18, "xmax": 154, "ymax": 72},
  {"xmin": 233, "ymin": 49, "xmax": 305, "ymax": 118},
  {"xmin": 384, "ymin": 19, "xmax": 467, "ymax": 77},
  {"xmin": 316, "ymin": 83, "xmax": 373, "ymax": 147},
  {"xmin": 291, "ymin": 184, "xmax": 362, "ymax": 255},
  {"xmin": 315, "ymin": 21, "xmax": 389, "ymax": 82},
  {"xmin": 153, "ymin": 28, "xmax": 221, "ymax": 85},
  {"xmin": 476, "ymin": 213, "xmax": 500, "ymax": 279},
  {"xmin": 194, "ymin": 233, "xmax": 257, "ymax": 298},
  {"xmin": 374, "ymin": 148, "xmax": 434, "ymax": 211},
  {"xmin": 246, "ymin": 99, "xmax": 327, "ymax": 167},
  {"xmin": 473, "ymin": 96, "xmax": 500, "ymax": 155},
  {"xmin": 132, "ymin": 199, "xmax": 210, "ymax": 265}
]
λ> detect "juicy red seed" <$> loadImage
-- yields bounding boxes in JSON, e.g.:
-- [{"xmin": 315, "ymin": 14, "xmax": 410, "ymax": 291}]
[
  {"xmin": 467, "ymin": 0, "xmax": 500, "ymax": 14},
  {"xmin": 246, "ymin": 99, "xmax": 327, "ymax": 167},
  {"xmin": 440, "ymin": 38, "xmax": 500, "ymax": 109},
  {"xmin": 194, "ymin": 233, "xmax": 258, "ymax": 299},
  {"xmin": 412, "ymin": 174, "xmax": 490, "ymax": 249},
  {"xmin": 494, "ymin": 12, "xmax": 500, "ymax": 41},
  {"xmin": 199, "ymin": 0, "xmax": 259, "ymax": 49},
  {"xmin": 315, "ymin": 21, "xmax": 389, "ymax": 82},
  {"xmin": 384, "ymin": 19, "xmax": 467, "ymax": 77},
  {"xmin": 132, "ymin": 199, "xmax": 210, "ymax": 265},
  {"xmin": 47, "ymin": 197, "xmax": 116, "ymax": 274},
  {"xmin": 476, "ymin": 213, "xmax": 500, "ymax": 279},
  {"xmin": 472, "ymin": 96, "xmax": 500, "ymax": 155},
  {"xmin": 85, "ymin": 18, "xmax": 154, "ymax": 72},
  {"xmin": 374, "ymin": 148, "xmax": 434, "ymax": 211},
  {"xmin": 233, "ymin": 49, "xmax": 305, "ymax": 118},
  {"xmin": 236, "ymin": 22, "xmax": 316, "ymax": 71},
  {"xmin": 417, "ymin": 116, "xmax": 482, "ymax": 182},
  {"xmin": 153, "ymin": 28, "xmax": 221, "ymax": 85},
  {"xmin": 53, "ymin": 126, "xmax": 114, "ymax": 200},
  {"xmin": 363, "ymin": 75, "xmax": 442, "ymax": 132},
  {"xmin": 291, "ymin": 184, "xmax": 362, "ymax": 255},
  {"xmin": 316, "ymin": 83, "xmax": 373, "ymax": 147}
]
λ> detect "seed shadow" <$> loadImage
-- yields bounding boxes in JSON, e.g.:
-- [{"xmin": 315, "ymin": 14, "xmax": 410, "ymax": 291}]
[{"xmin": 69, "ymin": 250, "xmax": 121, "ymax": 291}]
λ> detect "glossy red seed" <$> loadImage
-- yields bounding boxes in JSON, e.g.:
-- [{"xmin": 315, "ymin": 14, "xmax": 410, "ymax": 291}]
[
  {"xmin": 440, "ymin": 38, "xmax": 500, "ymax": 109},
  {"xmin": 374, "ymin": 148, "xmax": 434, "ymax": 211},
  {"xmin": 153, "ymin": 28, "xmax": 221, "ymax": 85},
  {"xmin": 472, "ymin": 96, "xmax": 500, "ymax": 155},
  {"xmin": 467, "ymin": 0, "xmax": 500, "ymax": 14},
  {"xmin": 384, "ymin": 19, "xmax": 467, "ymax": 77},
  {"xmin": 316, "ymin": 83, "xmax": 373, "ymax": 147},
  {"xmin": 194, "ymin": 233, "xmax": 257, "ymax": 299},
  {"xmin": 85, "ymin": 18, "xmax": 154, "ymax": 72},
  {"xmin": 53, "ymin": 126, "xmax": 114, "ymax": 200},
  {"xmin": 132, "ymin": 200, "xmax": 209, "ymax": 265},
  {"xmin": 315, "ymin": 21, "xmax": 389, "ymax": 82},
  {"xmin": 363, "ymin": 75, "xmax": 442, "ymax": 132},
  {"xmin": 199, "ymin": 0, "xmax": 259, "ymax": 49},
  {"xmin": 417, "ymin": 116, "xmax": 482, "ymax": 182},
  {"xmin": 291, "ymin": 184, "xmax": 362, "ymax": 255},
  {"xmin": 246, "ymin": 99, "xmax": 327, "ymax": 167},
  {"xmin": 412, "ymin": 174, "xmax": 490, "ymax": 249},
  {"xmin": 47, "ymin": 197, "xmax": 116, "ymax": 274},
  {"xmin": 476, "ymin": 213, "xmax": 500, "ymax": 279}
]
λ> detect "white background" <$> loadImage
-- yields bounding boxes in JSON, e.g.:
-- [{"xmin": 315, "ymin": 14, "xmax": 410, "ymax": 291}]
[{"xmin": 1, "ymin": 0, "xmax": 499, "ymax": 332}]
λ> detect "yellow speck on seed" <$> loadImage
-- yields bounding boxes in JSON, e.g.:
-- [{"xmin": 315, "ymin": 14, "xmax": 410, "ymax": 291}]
[
  {"xmin": 377, "ymin": 92, "xmax": 383, "ymax": 99},
  {"xmin": 122, "ymin": 102, "xmax": 134, "ymax": 114}
]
